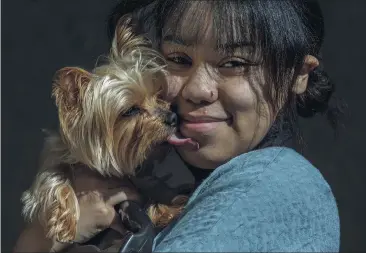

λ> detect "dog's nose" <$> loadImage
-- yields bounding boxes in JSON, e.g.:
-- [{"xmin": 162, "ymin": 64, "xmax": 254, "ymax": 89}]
[{"xmin": 165, "ymin": 112, "xmax": 178, "ymax": 126}]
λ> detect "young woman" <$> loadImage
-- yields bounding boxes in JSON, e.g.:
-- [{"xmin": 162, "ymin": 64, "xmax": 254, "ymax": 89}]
[{"xmin": 14, "ymin": 0, "xmax": 341, "ymax": 252}]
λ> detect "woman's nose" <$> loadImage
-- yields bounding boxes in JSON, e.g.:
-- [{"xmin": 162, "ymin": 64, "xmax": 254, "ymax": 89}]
[
  {"xmin": 161, "ymin": 75, "xmax": 183, "ymax": 103},
  {"xmin": 181, "ymin": 65, "xmax": 218, "ymax": 105}
]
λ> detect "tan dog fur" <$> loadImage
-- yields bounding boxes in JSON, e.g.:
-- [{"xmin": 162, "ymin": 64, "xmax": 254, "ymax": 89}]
[{"xmin": 21, "ymin": 16, "xmax": 187, "ymax": 243}]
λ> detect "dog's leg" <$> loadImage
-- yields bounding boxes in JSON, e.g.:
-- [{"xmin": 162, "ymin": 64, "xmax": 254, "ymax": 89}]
[
  {"xmin": 22, "ymin": 170, "xmax": 80, "ymax": 243},
  {"xmin": 147, "ymin": 195, "xmax": 189, "ymax": 228},
  {"xmin": 45, "ymin": 182, "xmax": 79, "ymax": 242}
]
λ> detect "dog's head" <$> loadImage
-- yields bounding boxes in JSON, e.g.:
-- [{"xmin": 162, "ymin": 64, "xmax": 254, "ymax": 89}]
[{"xmin": 52, "ymin": 20, "xmax": 177, "ymax": 176}]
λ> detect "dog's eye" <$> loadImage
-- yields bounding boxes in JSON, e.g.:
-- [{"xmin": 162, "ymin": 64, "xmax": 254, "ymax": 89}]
[{"xmin": 123, "ymin": 106, "xmax": 140, "ymax": 117}]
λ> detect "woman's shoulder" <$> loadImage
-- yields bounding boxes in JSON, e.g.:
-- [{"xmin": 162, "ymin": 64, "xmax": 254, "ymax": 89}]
[
  {"xmin": 153, "ymin": 147, "xmax": 340, "ymax": 252},
  {"xmin": 191, "ymin": 147, "xmax": 332, "ymax": 200},
  {"xmin": 188, "ymin": 147, "xmax": 339, "ymax": 228}
]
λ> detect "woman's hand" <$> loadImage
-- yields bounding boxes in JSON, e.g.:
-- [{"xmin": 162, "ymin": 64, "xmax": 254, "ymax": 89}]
[
  {"xmin": 72, "ymin": 168, "xmax": 142, "ymax": 243},
  {"xmin": 14, "ymin": 168, "xmax": 142, "ymax": 253}
]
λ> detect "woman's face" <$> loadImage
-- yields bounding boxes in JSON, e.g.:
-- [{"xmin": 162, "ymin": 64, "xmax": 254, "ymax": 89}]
[{"xmin": 160, "ymin": 22, "xmax": 276, "ymax": 169}]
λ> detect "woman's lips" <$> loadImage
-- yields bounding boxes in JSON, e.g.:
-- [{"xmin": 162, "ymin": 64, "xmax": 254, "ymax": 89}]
[
  {"xmin": 180, "ymin": 120, "xmax": 219, "ymax": 132},
  {"xmin": 180, "ymin": 118, "xmax": 231, "ymax": 133}
]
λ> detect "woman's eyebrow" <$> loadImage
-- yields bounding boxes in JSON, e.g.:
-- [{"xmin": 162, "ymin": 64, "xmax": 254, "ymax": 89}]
[
  {"xmin": 162, "ymin": 34, "xmax": 254, "ymax": 56},
  {"xmin": 163, "ymin": 34, "xmax": 253, "ymax": 50},
  {"xmin": 216, "ymin": 41, "xmax": 254, "ymax": 51},
  {"xmin": 163, "ymin": 35, "xmax": 194, "ymax": 46}
]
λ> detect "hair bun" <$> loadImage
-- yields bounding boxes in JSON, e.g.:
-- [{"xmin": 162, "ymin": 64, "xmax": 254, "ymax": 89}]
[{"xmin": 296, "ymin": 67, "xmax": 335, "ymax": 118}]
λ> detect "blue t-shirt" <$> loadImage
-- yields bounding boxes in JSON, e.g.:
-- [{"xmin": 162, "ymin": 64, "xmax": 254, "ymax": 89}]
[{"xmin": 153, "ymin": 147, "xmax": 340, "ymax": 252}]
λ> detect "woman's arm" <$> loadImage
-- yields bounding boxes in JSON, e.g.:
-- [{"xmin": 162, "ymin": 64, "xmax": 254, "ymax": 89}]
[
  {"xmin": 13, "ymin": 222, "xmax": 70, "ymax": 253},
  {"xmin": 14, "ymin": 170, "xmax": 141, "ymax": 252},
  {"xmin": 153, "ymin": 148, "xmax": 340, "ymax": 252}
]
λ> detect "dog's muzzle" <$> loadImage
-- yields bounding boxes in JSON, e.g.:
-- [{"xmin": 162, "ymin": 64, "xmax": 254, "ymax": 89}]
[{"xmin": 164, "ymin": 112, "xmax": 178, "ymax": 127}]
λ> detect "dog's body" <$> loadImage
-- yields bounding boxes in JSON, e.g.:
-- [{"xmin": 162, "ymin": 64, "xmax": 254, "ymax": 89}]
[{"xmin": 21, "ymin": 17, "xmax": 193, "ymax": 243}]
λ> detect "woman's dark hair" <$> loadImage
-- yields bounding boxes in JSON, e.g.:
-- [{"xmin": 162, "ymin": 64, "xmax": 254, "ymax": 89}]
[{"xmin": 107, "ymin": 0, "xmax": 344, "ymax": 146}]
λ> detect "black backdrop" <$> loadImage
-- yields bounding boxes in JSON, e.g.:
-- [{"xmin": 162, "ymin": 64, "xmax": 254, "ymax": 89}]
[{"xmin": 2, "ymin": 1, "xmax": 366, "ymax": 252}]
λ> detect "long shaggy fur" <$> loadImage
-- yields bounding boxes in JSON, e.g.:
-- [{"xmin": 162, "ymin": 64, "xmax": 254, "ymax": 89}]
[
  {"xmin": 21, "ymin": 16, "xmax": 187, "ymax": 243},
  {"xmin": 21, "ymin": 133, "xmax": 79, "ymax": 242}
]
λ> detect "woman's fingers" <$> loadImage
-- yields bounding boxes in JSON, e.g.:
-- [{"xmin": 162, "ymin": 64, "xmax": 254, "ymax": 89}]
[
  {"xmin": 70, "ymin": 168, "xmax": 144, "ymax": 241},
  {"xmin": 105, "ymin": 187, "xmax": 142, "ymax": 206},
  {"xmin": 105, "ymin": 190, "xmax": 129, "ymax": 206},
  {"xmin": 109, "ymin": 210, "xmax": 128, "ymax": 235}
]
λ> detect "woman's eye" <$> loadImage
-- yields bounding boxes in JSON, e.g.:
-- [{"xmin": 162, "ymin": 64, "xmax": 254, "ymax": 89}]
[
  {"xmin": 123, "ymin": 106, "xmax": 140, "ymax": 117},
  {"xmin": 220, "ymin": 60, "xmax": 247, "ymax": 68},
  {"xmin": 218, "ymin": 58, "xmax": 257, "ymax": 75},
  {"xmin": 166, "ymin": 54, "xmax": 192, "ymax": 66}
]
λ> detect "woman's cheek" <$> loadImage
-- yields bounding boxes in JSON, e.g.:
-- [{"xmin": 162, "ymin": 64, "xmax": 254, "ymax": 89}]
[
  {"xmin": 222, "ymin": 79, "xmax": 258, "ymax": 113},
  {"xmin": 164, "ymin": 75, "xmax": 184, "ymax": 102}
]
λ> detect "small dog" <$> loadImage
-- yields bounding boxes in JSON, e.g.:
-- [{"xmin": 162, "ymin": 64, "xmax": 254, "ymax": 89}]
[{"xmin": 21, "ymin": 17, "xmax": 197, "ymax": 243}]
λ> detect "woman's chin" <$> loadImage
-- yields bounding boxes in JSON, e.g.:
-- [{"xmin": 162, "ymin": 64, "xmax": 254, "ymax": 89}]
[{"xmin": 176, "ymin": 145, "xmax": 228, "ymax": 170}]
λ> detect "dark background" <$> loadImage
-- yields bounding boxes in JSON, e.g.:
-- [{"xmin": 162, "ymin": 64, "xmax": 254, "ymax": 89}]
[{"xmin": 2, "ymin": 1, "xmax": 366, "ymax": 252}]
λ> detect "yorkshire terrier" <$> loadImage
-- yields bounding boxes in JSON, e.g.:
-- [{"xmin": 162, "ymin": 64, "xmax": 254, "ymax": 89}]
[{"xmin": 21, "ymin": 17, "xmax": 197, "ymax": 244}]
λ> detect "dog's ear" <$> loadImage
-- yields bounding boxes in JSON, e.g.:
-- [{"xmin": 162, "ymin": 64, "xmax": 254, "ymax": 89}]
[{"xmin": 52, "ymin": 67, "xmax": 92, "ymax": 111}]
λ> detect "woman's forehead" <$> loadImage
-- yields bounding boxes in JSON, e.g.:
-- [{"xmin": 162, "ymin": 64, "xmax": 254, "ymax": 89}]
[
  {"xmin": 162, "ymin": 2, "xmax": 212, "ymax": 41},
  {"xmin": 162, "ymin": 33, "xmax": 254, "ymax": 55},
  {"xmin": 161, "ymin": 1, "xmax": 253, "ymax": 50}
]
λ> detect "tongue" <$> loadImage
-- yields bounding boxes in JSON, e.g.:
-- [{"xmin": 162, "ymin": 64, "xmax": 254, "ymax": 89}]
[{"xmin": 167, "ymin": 132, "xmax": 199, "ymax": 150}]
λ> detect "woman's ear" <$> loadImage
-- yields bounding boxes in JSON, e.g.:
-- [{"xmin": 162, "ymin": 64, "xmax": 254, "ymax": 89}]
[{"xmin": 293, "ymin": 55, "xmax": 319, "ymax": 94}]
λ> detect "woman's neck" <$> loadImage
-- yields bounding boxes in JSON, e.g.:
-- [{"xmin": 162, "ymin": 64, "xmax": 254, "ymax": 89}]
[{"xmin": 254, "ymin": 107, "xmax": 296, "ymax": 150}]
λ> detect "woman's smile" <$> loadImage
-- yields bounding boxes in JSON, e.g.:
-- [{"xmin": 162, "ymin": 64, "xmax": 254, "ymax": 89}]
[{"xmin": 179, "ymin": 114, "xmax": 232, "ymax": 133}]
